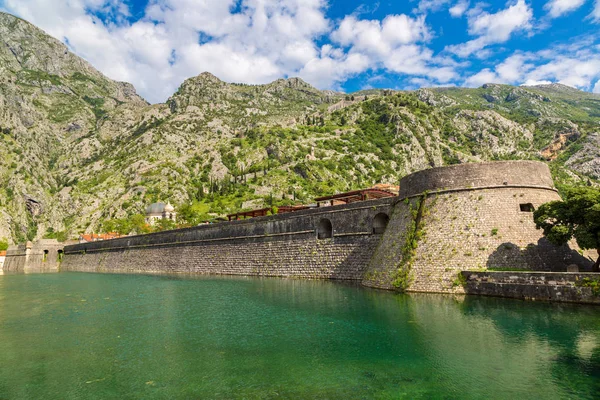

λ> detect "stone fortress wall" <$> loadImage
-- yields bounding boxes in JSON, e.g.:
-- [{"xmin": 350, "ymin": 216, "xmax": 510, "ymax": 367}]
[
  {"xmin": 60, "ymin": 198, "xmax": 395, "ymax": 280},
  {"xmin": 7, "ymin": 160, "xmax": 594, "ymax": 299},
  {"xmin": 3, "ymin": 239, "xmax": 64, "ymax": 273}
]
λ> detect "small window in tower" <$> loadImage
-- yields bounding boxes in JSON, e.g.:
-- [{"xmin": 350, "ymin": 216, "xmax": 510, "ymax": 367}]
[{"xmin": 520, "ymin": 203, "xmax": 535, "ymax": 212}]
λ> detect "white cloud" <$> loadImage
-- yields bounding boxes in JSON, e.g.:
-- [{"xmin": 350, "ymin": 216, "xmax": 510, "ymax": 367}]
[
  {"xmin": 592, "ymin": 0, "xmax": 600, "ymax": 22},
  {"xmin": 593, "ymin": 80, "xmax": 600, "ymax": 92},
  {"xmin": 464, "ymin": 68, "xmax": 500, "ymax": 87},
  {"xmin": 449, "ymin": 1, "xmax": 470, "ymax": 17},
  {"xmin": 528, "ymin": 57, "xmax": 600, "ymax": 88},
  {"xmin": 384, "ymin": 45, "xmax": 434, "ymax": 74},
  {"xmin": 447, "ymin": 0, "xmax": 533, "ymax": 57},
  {"xmin": 2, "ymin": 0, "xmax": 333, "ymax": 103},
  {"xmin": 545, "ymin": 0, "xmax": 586, "ymax": 18},
  {"xmin": 332, "ymin": 14, "xmax": 430, "ymax": 56},
  {"xmin": 328, "ymin": 14, "xmax": 455, "ymax": 84},
  {"xmin": 463, "ymin": 41, "xmax": 600, "ymax": 91},
  {"xmin": 414, "ymin": 0, "xmax": 452, "ymax": 13},
  {"xmin": 521, "ymin": 79, "xmax": 553, "ymax": 86},
  {"xmin": 298, "ymin": 50, "xmax": 371, "ymax": 88},
  {"xmin": 495, "ymin": 54, "xmax": 532, "ymax": 81}
]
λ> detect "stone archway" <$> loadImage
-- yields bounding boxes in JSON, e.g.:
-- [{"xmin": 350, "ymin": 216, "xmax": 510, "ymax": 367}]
[
  {"xmin": 373, "ymin": 213, "xmax": 390, "ymax": 234},
  {"xmin": 317, "ymin": 218, "xmax": 333, "ymax": 239}
]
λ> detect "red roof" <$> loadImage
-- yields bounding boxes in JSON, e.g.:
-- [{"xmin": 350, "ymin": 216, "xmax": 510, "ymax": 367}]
[
  {"xmin": 277, "ymin": 205, "xmax": 312, "ymax": 214},
  {"xmin": 227, "ymin": 208, "xmax": 272, "ymax": 221},
  {"xmin": 225, "ymin": 186, "xmax": 397, "ymax": 222},
  {"xmin": 0, "ymin": 251, "xmax": 6, "ymax": 257},
  {"xmin": 314, "ymin": 188, "xmax": 396, "ymax": 204},
  {"xmin": 79, "ymin": 232, "xmax": 123, "ymax": 242}
]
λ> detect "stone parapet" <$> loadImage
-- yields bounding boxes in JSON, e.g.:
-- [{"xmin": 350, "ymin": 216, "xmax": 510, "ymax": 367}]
[{"xmin": 399, "ymin": 161, "xmax": 556, "ymax": 199}]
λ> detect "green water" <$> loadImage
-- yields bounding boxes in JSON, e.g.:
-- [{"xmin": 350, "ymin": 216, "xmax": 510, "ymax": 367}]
[{"xmin": 0, "ymin": 273, "xmax": 598, "ymax": 399}]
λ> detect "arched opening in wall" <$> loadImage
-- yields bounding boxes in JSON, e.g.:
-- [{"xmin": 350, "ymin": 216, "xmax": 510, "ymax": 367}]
[
  {"xmin": 373, "ymin": 213, "xmax": 390, "ymax": 234},
  {"xmin": 58, "ymin": 250, "xmax": 64, "ymax": 262},
  {"xmin": 520, "ymin": 203, "xmax": 535, "ymax": 212},
  {"xmin": 43, "ymin": 250, "xmax": 49, "ymax": 262},
  {"xmin": 317, "ymin": 218, "xmax": 333, "ymax": 239}
]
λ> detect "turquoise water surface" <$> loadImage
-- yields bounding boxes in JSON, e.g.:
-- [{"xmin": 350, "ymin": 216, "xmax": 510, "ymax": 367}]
[{"xmin": 0, "ymin": 272, "xmax": 598, "ymax": 399}]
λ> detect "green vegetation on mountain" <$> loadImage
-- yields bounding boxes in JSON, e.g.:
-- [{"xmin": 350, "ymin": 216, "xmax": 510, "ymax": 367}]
[{"xmin": 0, "ymin": 11, "xmax": 599, "ymax": 243}]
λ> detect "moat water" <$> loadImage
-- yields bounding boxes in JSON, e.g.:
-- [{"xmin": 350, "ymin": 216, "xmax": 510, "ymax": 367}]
[{"xmin": 0, "ymin": 273, "xmax": 598, "ymax": 399}]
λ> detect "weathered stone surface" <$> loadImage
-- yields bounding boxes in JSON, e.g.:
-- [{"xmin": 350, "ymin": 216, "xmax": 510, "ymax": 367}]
[
  {"xmin": 3, "ymin": 239, "xmax": 64, "ymax": 273},
  {"xmin": 61, "ymin": 198, "xmax": 394, "ymax": 280},
  {"xmin": 462, "ymin": 271, "xmax": 600, "ymax": 304}
]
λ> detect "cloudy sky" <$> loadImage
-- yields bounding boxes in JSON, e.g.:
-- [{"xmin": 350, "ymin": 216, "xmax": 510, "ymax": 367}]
[{"xmin": 1, "ymin": 0, "xmax": 599, "ymax": 103}]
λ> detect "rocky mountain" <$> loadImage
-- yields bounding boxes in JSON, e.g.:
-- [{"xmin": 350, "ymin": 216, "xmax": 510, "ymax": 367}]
[{"xmin": 0, "ymin": 12, "xmax": 599, "ymax": 243}]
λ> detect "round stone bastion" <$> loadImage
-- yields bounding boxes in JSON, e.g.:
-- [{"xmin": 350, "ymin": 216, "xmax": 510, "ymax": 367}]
[{"xmin": 363, "ymin": 160, "xmax": 595, "ymax": 293}]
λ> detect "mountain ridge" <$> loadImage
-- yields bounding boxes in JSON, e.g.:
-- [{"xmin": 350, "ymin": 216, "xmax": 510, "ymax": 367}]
[{"xmin": 0, "ymin": 11, "xmax": 598, "ymax": 243}]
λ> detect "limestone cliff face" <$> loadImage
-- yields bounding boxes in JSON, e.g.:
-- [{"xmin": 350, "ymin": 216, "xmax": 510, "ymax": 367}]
[
  {"xmin": 0, "ymin": 12, "xmax": 147, "ymax": 241},
  {"xmin": 0, "ymin": 11, "xmax": 598, "ymax": 243}
]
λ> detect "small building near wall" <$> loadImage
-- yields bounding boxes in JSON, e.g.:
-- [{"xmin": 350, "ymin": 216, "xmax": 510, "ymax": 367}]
[{"xmin": 145, "ymin": 202, "xmax": 177, "ymax": 225}]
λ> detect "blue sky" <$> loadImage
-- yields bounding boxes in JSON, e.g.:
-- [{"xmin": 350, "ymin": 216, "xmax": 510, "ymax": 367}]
[{"xmin": 1, "ymin": 0, "xmax": 599, "ymax": 103}]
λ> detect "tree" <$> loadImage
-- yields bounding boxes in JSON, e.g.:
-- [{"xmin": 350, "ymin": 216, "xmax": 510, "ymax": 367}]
[
  {"xmin": 0, "ymin": 238, "xmax": 8, "ymax": 251},
  {"xmin": 114, "ymin": 218, "xmax": 133, "ymax": 235},
  {"xmin": 196, "ymin": 184, "xmax": 204, "ymax": 201},
  {"xmin": 534, "ymin": 186, "xmax": 600, "ymax": 272},
  {"xmin": 130, "ymin": 214, "xmax": 151, "ymax": 235},
  {"xmin": 154, "ymin": 218, "xmax": 177, "ymax": 232},
  {"xmin": 101, "ymin": 219, "xmax": 118, "ymax": 234}
]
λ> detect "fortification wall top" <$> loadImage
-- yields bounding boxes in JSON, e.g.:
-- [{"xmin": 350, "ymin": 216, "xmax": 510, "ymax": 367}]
[
  {"xmin": 399, "ymin": 161, "xmax": 555, "ymax": 198},
  {"xmin": 64, "ymin": 197, "xmax": 395, "ymax": 254}
]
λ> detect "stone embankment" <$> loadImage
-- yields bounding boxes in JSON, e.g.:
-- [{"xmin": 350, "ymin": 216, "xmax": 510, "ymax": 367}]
[{"xmin": 462, "ymin": 271, "xmax": 600, "ymax": 304}]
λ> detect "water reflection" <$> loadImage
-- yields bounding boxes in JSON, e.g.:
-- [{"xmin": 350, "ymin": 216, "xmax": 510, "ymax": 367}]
[{"xmin": 0, "ymin": 273, "xmax": 598, "ymax": 399}]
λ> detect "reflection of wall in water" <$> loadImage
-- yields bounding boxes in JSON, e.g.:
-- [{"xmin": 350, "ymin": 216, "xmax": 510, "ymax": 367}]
[{"xmin": 405, "ymin": 294, "xmax": 598, "ymax": 398}]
